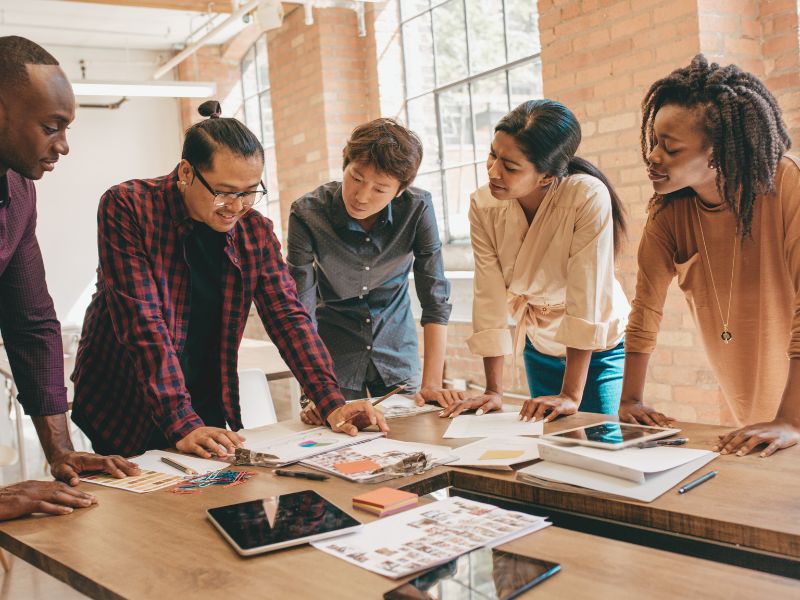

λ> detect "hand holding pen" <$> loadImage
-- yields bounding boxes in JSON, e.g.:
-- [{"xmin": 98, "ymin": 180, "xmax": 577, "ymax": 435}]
[{"xmin": 327, "ymin": 385, "xmax": 405, "ymax": 435}]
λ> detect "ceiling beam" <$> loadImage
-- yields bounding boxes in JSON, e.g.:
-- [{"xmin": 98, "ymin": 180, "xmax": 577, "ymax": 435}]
[{"xmin": 65, "ymin": 0, "xmax": 233, "ymax": 13}]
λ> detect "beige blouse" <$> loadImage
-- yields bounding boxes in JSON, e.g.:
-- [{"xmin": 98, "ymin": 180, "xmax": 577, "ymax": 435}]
[
  {"xmin": 467, "ymin": 175, "xmax": 630, "ymax": 360},
  {"xmin": 626, "ymin": 156, "xmax": 800, "ymax": 425}
]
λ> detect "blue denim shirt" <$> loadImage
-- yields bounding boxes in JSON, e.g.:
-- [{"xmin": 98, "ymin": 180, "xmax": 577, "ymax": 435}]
[{"xmin": 287, "ymin": 182, "xmax": 451, "ymax": 391}]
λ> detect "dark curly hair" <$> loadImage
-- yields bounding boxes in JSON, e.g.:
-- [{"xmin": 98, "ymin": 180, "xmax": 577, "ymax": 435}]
[{"xmin": 641, "ymin": 54, "xmax": 790, "ymax": 237}]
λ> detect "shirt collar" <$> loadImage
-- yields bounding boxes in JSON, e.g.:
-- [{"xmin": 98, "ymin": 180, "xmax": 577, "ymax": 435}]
[{"xmin": 329, "ymin": 183, "xmax": 394, "ymax": 233}]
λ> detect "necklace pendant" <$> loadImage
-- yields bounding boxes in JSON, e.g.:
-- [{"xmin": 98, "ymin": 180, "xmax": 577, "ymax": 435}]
[{"xmin": 721, "ymin": 329, "xmax": 733, "ymax": 343}]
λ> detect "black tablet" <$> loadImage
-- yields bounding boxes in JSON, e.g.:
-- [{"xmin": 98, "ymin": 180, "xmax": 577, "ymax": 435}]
[
  {"xmin": 207, "ymin": 490, "xmax": 362, "ymax": 556},
  {"xmin": 383, "ymin": 547, "xmax": 561, "ymax": 599}
]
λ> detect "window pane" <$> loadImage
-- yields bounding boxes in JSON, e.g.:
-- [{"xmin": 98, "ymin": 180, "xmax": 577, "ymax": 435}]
[
  {"xmin": 508, "ymin": 58, "xmax": 543, "ymax": 109},
  {"xmin": 444, "ymin": 165, "xmax": 476, "ymax": 239},
  {"xmin": 259, "ymin": 92, "xmax": 274, "ymax": 147},
  {"xmin": 407, "ymin": 93, "xmax": 440, "ymax": 172},
  {"xmin": 465, "ymin": 0, "xmax": 505, "ymax": 74},
  {"xmin": 413, "ymin": 171, "xmax": 446, "ymax": 239},
  {"xmin": 243, "ymin": 95, "xmax": 261, "ymax": 143},
  {"xmin": 471, "ymin": 71, "xmax": 509, "ymax": 156},
  {"xmin": 476, "ymin": 160, "xmax": 488, "ymax": 187},
  {"xmin": 402, "ymin": 14, "xmax": 435, "ymax": 97},
  {"xmin": 432, "ymin": 0, "xmax": 468, "ymax": 86},
  {"xmin": 241, "ymin": 47, "xmax": 258, "ymax": 99},
  {"xmin": 438, "ymin": 84, "xmax": 474, "ymax": 167},
  {"xmin": 505, "ymin": 0, "xmax": 540, "ymax": 61},
  {"xmin": 400, "ymin": 0, "xmax": 428, "ymax": 19},
  {"xmin": 255, "ymin": 35, "xmax": 269, "ymax": 91}
]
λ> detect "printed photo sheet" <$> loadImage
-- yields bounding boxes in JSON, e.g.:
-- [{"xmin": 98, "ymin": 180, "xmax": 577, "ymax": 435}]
[
  {"xmin": 313, "ymin": 497, "xmax": 550, "ymax": 578},
  {"xmin": 237, "ymin": 426, "xmax": 384, "ymax": 466}
]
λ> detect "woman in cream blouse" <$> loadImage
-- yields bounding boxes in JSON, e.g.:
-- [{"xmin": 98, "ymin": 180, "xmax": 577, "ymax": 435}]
[{"xmin": 441, "ymin": 100, "xmax": 630, "ymax": 421}]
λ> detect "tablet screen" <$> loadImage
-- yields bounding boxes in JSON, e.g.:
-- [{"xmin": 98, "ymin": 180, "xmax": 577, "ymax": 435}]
[
  {"xmin": 552, "ymin": 422, "xmax": 661, "ymax": 444},
  {"xmin": 208, "ymin": 491, "xmax": 361, "ymax": 551},
  {"xmin": 383, "ymin": 547, "xmax": 560, "ymax": 600}
]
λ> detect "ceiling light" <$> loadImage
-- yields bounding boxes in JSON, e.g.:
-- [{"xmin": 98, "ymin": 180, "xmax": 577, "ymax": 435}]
[{"xmin": 71, "ymin": 81, "xmax": 217, "ymax": 98}]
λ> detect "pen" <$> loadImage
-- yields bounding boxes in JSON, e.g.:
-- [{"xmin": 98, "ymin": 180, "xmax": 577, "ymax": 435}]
[
  {"xmin": 637, "ymin": 437, "xmax": 689, "ymax": 449},
  {"xmin": 678, "ymin": 470, "xmax": 717, "ymax": 494},
  {"xmin": 274, "ymin": 469, "xmax": 329, "ymax": 481},
  {"xmin": 334, "ymin": 384, "xmax": 406, "ymax": 429},
  {"xmin": 160, "ymin": 456, "xmax": 198, "ymax": 475}
]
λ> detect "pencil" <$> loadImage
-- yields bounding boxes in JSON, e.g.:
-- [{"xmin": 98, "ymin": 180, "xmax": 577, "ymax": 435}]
[
  {"xmin": 334, "ymin": 384, "xmax": 406, "ymax": 429},
  {"xmin": 160, "ymin": 455, "xmax": 198, "ymax": 475}
]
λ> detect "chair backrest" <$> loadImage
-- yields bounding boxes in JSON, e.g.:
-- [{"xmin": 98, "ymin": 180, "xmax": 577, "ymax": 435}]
[{"xmin": 238, "ymin": 369, "xmax": 278, "ymax": 428}]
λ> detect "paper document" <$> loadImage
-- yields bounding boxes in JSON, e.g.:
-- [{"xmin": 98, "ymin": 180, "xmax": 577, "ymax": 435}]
[
  {"xmin": 313, "ymin": 497, "xmax": 550, "ymax": 579},
  {"xmin": 301, "ymin": 438, "xmax": 457, "ymax": 483},
  {"xmin": 237, "ymin": 426, "xmax": 384, "ymax": 467},
  {"xmin": 346, "ymin": 395, "xmax": 440, "ymax": 419},
  {"xmin": 131, "ymin": 450, "xmax": 229, "ymax": 476},
  {"xmin": 443, "ymin": 411, "xmax": 544, "ymax": 439},
  {"xmin": 450, "ymin": 437, "xmax": 540, "ymax": 471}
]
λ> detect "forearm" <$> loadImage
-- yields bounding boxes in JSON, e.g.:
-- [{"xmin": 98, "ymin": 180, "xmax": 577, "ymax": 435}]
[
  {"xmin": 620, "ymin": 352, "xmax": 651, "ymax": 403},
  {"xmin": 776, "ymin": 358, "xmax": 800, "ymax": 424},
  {"xmin": 560, "ymin": 347, "xmax": 592, "ymax": 403},
  {"xmin": 31, "ymin": 414, "xmax": 74, "ymax": 464},
  {"xmin": 483, "ymin": 355, "xmax": 504, "ymax": 395},
  {"xmin": 420, "ymin": 323, "xmax": 448, "ymax": 388}
]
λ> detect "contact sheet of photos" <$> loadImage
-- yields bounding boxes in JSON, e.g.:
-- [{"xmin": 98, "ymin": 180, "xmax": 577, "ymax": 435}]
[{"xmin": 312, "ymin": 497, "xmax": 550, "ymax": 578}]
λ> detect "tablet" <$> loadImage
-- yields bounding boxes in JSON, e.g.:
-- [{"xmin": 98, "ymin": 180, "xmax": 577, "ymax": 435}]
[
  {"xmin": 383, "ymin": 547, "xmax": 560, "ymax": 600},
  {"xmin": 207, "ymin": 490, "xmax": 362, "ymax": 556},
  {"xmin": 541, "ymin": 421, "xmax": 680, "ymax": 450}
]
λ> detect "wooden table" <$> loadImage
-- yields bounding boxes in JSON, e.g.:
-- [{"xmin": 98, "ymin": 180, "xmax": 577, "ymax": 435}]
[{"xmin": 0, "ymin": 415, "xmax": 798, "ymax": 599}]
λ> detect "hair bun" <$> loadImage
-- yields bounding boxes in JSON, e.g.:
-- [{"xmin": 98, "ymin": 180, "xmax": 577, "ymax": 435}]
[{"xmin": 198, "ymin": 100, "xmax": 222, "ymax": 119}]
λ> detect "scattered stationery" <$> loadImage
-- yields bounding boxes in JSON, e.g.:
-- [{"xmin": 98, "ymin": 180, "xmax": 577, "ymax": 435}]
[
  {"xmin": 637, "ymin": 437, "xmax": 689, "ymax": 449},
  {"xmin": 678, "ymin": 470, "xmax": 717, "ymax": 494},
  {"xmin": 347, "ymin": 395, "xmax": 440, "ymax": 419},
  {"xmin": 443, "ymin": 411, "xmax": 544, "ymax": 439},
  {"xmin": 236, "ymin": 426, "xmax": 384, "ymax": 467},
  {"xmin": 313, "ymin": 496, "xmax": 550, "ymax": 579},
  {"xmin": 517, "ymin": 442, "xmax": 718, "ymax": 502},
  {"xmin": 449, "ymin": 437, "xmax": 541, "ymax": 471},
  {"xmin": 335, "ymin": 385, "xmax": 406, "ymax": 428},
  {"xmin": 171, "ymin": 470, "xmax": 255, "ymax": 494},
  {"xmin": 301, "ymin": 438, "xmax": 457, "ymax": 483},
  {"xmin": 273, "ymin": 469, "xmax": 329, "ymax": 481},
  {"xmin": 160, "ymin": 456, "xmax": 198, "ymax": 475},
  {"xmin": 352, "ymin": 487, "xmax": 419, "ymax": 517}
]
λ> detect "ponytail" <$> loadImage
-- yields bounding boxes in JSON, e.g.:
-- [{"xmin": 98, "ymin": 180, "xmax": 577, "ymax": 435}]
[{"xmin": 567, "ymin": 156, "xmax": 627, "ymax": 254}]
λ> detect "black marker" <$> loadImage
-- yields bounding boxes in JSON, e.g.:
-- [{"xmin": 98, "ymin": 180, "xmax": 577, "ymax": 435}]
[
  {"xmin": 678, "ymin": 470, "xmax": 717, "ymax": 494},
  {"xmin": 274, "ymin": 469, "xmax": 329, "ymax": 481}
]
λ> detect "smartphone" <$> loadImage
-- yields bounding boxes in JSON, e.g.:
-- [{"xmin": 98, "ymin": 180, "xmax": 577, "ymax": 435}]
[{"xmin": 383, "ymin": 547, "xmax": 561, "ymax": 600}]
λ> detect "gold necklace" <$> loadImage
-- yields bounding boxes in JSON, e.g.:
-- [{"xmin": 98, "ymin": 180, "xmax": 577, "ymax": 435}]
[{"xmin": 693, "ymin": 197, "xmax": 737, "ymax": 343}]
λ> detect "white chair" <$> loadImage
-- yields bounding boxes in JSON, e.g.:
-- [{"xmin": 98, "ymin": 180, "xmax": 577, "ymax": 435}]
[{"xmin": 238, "ymin": 369, "xmax": 277, "ymax": 428}]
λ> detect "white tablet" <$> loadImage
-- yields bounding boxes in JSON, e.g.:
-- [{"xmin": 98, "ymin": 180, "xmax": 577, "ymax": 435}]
[
  {"xmin": 541, "ymin": 421, "xmax": 681, "ymax": 450},
  {"xmin": 207, "ymin": 490, "xmax": 362, "ymax": 556}
]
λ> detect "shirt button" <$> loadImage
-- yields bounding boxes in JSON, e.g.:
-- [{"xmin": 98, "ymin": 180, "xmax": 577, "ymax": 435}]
[
  {"xmin": 366, "ymin": 345, "xmax": 372, "ymax": 350},
  {"xmin": 364, "ymin": 266, "xmax": 370, "ymax": 271},
  {"xmin": 362, "ymin": 286, "xmax": 368, "ymax": 291},
  {"xmin": 540, "ymin": 306, "xmax": 549, "ymax": 314},
  {"xmin": 365, "ymin": 318, "xmax": 371, "ymax": 323},
  {"xmin": 233, "ymin": 257, "xmax": 239, "ymax": 264},
  {"xmin": 365, "ymin": 237, "xmax": 371, "ymax": 242},
  {"xmin": 358, "ymin": 295, "xmax": 363, "ymax": 299}
]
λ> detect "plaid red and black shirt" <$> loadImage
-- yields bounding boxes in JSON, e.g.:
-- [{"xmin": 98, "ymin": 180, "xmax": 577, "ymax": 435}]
[{"xmin": 71, "ymin": 168, "xmax": 345, "ymax": 456}]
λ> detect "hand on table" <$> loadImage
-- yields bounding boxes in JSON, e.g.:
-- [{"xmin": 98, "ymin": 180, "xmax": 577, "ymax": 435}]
[
  {"xmin": 618, "ymin": 400, "xmax": 675, "ymax": 428},
  {"xmin": 438, "ymin": 392, "xmax": 503, "ymax": 418},
  {"xmin": 176, "ymin": 427, "xmax": 245, "ymax": 458},
  {"xmin": 51, "ymin": 451, "xmax": 140, "ymax": 487},
  {"xmin": 414, "ymin": 386, "xmax": 466, "ymax": 408},
  {"xmin": 519, "ymin": 394, "xmax": 579, "ymax": 423},
  {"xmin": 0, "ymin": 481, "xmax": 97, "ymax": 521},
  {"xmin": 327, "ymin": 400, "xmax": 390, "ymax": 436},
  {"xmin": 300, "ymin": 402, "xmax": 324, "ymax": 426},
  {"xmin": 714, "ymin": 419, "xmax": 800, "ymax": 457}
]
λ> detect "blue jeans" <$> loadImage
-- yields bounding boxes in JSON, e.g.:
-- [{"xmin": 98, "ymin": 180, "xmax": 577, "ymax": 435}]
[{"xmin": 523, "ymin": 338, "xmax": 624, "ymax": 415}]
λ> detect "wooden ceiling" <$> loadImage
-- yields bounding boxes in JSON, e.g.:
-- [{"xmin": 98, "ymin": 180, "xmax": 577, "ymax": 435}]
[{"xmin": 66, "ymin": 0, "xmax": 233, "ymax": 13}]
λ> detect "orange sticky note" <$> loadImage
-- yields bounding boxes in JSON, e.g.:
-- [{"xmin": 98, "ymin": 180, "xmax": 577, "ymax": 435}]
[
  {"xmin": 334, "ymin": 459, "xmax": 382, "ymax": 475},
  {"xmin": 353, "ymin": 487, "xmax": 418, "ymax": 508}
]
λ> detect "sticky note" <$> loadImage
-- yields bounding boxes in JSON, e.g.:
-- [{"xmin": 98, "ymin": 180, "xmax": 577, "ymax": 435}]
[
  {"xmin": 353, "ymin": 487, "xmax": 418, "ymax": 508},
  {"xmin": 478, "ymin": 449, "xmax": 525, "ymax": 460},
  {"xmin": 334, "ymin": 459, "xmax": 382, "ymax": 474}
]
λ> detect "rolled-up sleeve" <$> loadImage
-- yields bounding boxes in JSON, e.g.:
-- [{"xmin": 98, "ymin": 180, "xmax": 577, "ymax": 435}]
[
  {"xmin": 554, "ymin": 183, "xmax": 621, "ymax": 350},
  {"xmin": 467, "ymin": 195, "xmax": 512, "ymax": 357},
  {"xmin": 413, "ymin": 194, "xmax": 452, "ymax": 326}
]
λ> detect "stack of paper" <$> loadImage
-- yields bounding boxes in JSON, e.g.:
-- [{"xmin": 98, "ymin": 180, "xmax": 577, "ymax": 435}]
[
  {"xmin": 353, "ymin": 487, "xmax": 418, "ymax": 517},
  {"xmin": 313, "ymin": 497, "xmax": 550, "ymax": 578},
  {"xmin": 346, "ymin": 395, "xmax": 440, "ymax": 419},
  {"xmin": 449, "ymin": 437, "xmax": 540, "ymax": 471},
  {"xmin": 518, "ymin": 442, "xmax": 717, "ymax": 502},
  {"xmin": 443, "ymin": 411, "xmax": 544, "ymax": 439}
]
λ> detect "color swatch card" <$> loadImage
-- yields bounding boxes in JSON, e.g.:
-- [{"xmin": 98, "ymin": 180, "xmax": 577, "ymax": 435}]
[
  {"xmin": 449, "ymin": 437, "xmax": 541, "ymax": 471},
  {"xmin": 443, "ymin": 411, "xmax": 544, "ymax": 439},
  {"xmin": 345, "ymin": 395, "xmax": 440, "ymax": 419},
  {"xmin": 353, "ymin": 487, "xmax": 418, "ymax": 517},
  {"xmin": 301, "ymin": 438, "xmax": 457, "ymax": 483},
  {"xmin": 313, "ymin": 497, "xmax": 550, "ymax": 578},
  {"xmin": 81, "ymin": 470, "xmax": 183, "ymax": 494},
  {"xmin": 237, "ymin": 426, "xmax": 384, "ymax": 467}
]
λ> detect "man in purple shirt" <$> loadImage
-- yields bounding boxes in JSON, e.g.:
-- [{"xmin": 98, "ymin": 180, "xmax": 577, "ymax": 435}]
[{"xmin": 0, "ymin": 36, "xmax": 137, "ymax": 521}]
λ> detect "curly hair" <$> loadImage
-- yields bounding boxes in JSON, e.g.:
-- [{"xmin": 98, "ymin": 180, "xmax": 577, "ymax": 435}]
[{"xmin": 641, "ymin": 54, "xmax": 790, "ymax": 237}]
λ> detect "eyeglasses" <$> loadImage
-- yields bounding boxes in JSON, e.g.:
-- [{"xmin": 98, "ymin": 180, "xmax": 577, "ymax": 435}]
[{"xmin": 190, "ymin": 164, "xmax": 267, "ymax": 210}]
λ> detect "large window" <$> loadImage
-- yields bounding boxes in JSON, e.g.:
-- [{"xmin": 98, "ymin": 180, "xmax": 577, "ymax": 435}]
[
  {"xmin": 400, "ymin": 0, "xmax": 542, "ymax": 241},
  {"xmin": 240, "ymin": 34, "xmax": 281, "ymax": 238}
]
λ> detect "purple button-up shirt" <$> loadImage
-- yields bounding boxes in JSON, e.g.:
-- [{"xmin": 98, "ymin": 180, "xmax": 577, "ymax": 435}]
[{"xmin": 0, "ymin": 170, "xmax": 68, "ymax": 416}]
